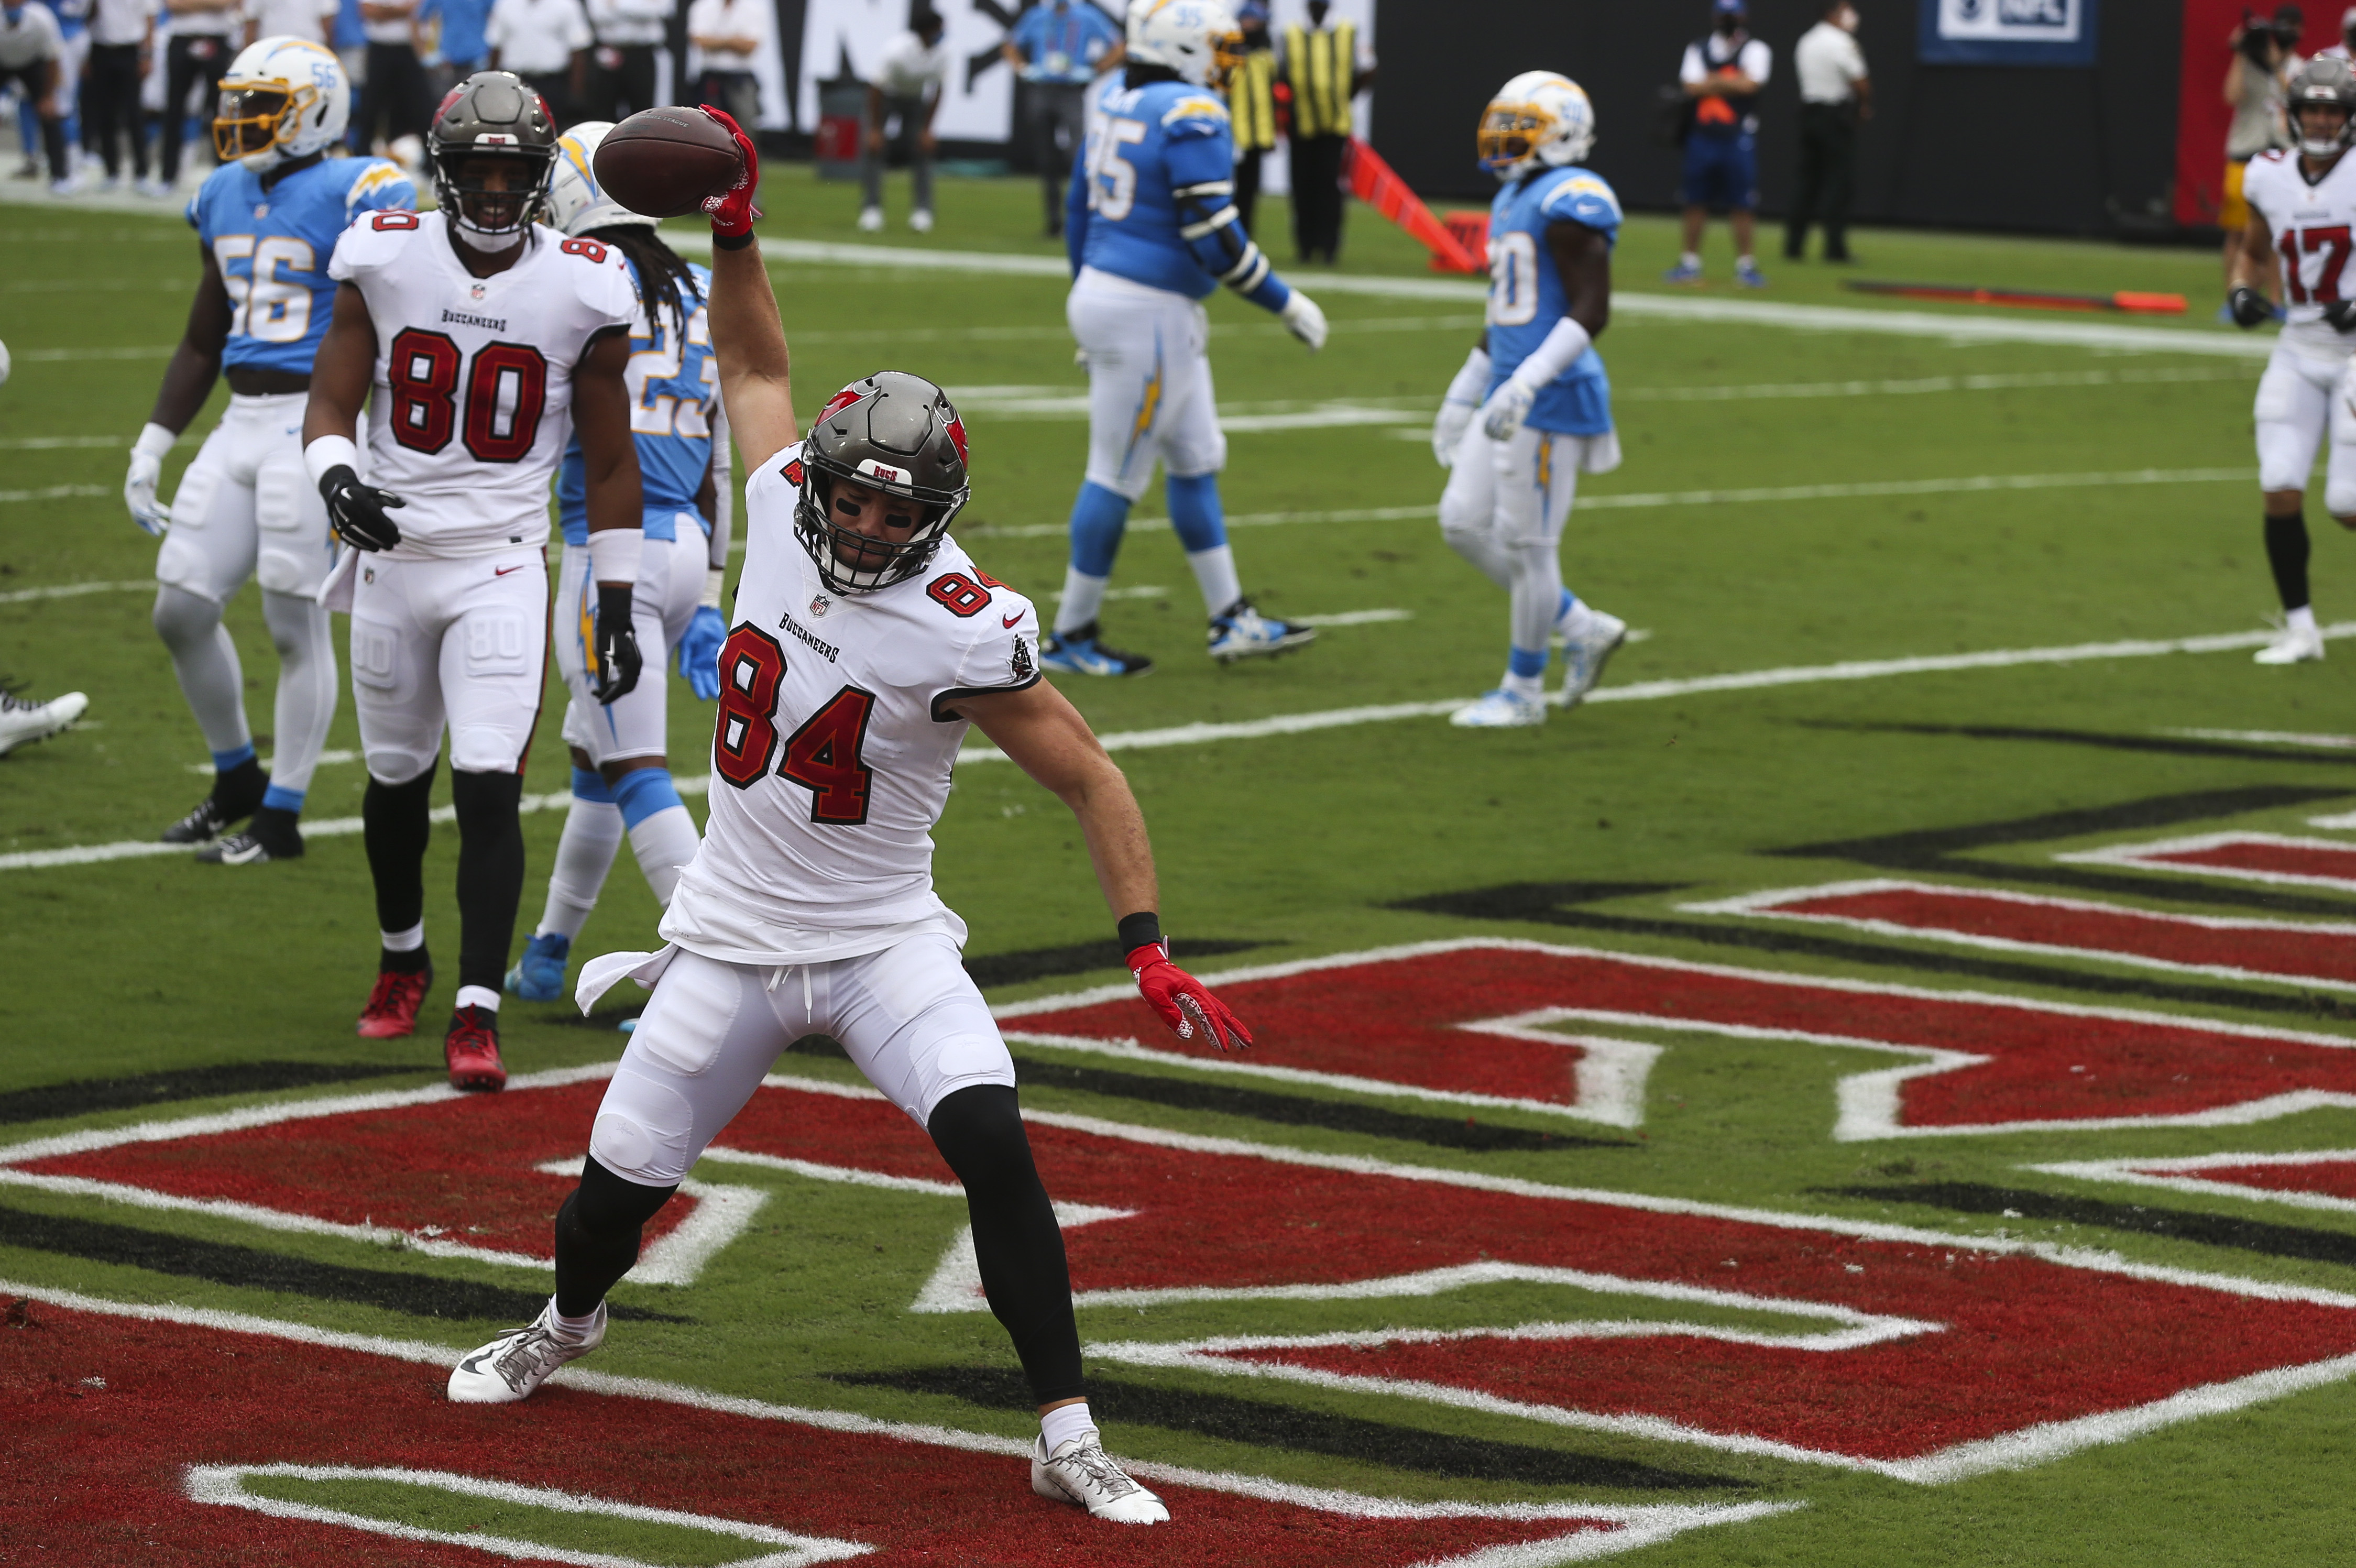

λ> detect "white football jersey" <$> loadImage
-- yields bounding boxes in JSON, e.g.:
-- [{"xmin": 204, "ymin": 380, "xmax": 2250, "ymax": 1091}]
[
  {"xmin": 2243, "ymin": 147, "xmax": 2356, "ymax": 359},
  {"xmin": 660, "ymin": 447, "xmax": 1043, "ymax": 965},
  {"xmin": 327, "ymin": 210, "xmax": 639, "ymax": 557}
]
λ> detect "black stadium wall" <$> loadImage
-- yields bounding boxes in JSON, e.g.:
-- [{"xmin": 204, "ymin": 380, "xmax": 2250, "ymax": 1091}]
[{"xmin": 1367, "ymin": 1, "xmax": 2186, "ymax": 238}]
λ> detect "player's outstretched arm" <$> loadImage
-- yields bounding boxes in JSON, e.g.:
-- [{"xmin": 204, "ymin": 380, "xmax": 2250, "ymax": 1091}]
[
  {"xmin": 954, "ymin": 681, "xmax": 1252, "ymax": 1050},
  {"xmin": 1160, "ymin": 109, "xmax": 1324, "ymax": 350},
  {"xmin": 698, "ymin": 107, "xmax": 798, "ymax": 473},
  {"xmin": 126, "ymin": 244, "xmax": 235, "ymax": 533}
]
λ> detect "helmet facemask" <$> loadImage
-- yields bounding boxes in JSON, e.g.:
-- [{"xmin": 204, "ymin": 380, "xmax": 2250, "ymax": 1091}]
[
  {"xmin": 434, "ymin": 147, "xmax": 555, "ymax": 251},
  {"xmin": 794, "ymin": 466, "xmax": 963, "ymax": 594},
  {"xmin": 1478, "ymin": 103, "xmax": 1555, "ymax": 178},
  {"xmin": 213, "ymin": 79, "xmax": 312, "ymax": 168},
  {"xmin": 2296, "ymin": 98, "xmax": 2355, "ymax": 160}
]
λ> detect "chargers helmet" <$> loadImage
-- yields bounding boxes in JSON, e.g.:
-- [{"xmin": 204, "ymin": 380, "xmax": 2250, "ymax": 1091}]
[
  {"xmin": 212, "ymin": 37, "xmax": 350, "ymax": 171},
  {"xmin": 544, "ymin": 121, "xmax": 657, "ymax": 236},
  {"xmin": 1477, "ymin": 71, "xmax": 1596, "ymax": 181},
  {"xmin": 429, "ymin": 72, "xmax": 559, "ymax": 248},
  {"xmin": 795, "ymin": 372, "xmax": 971, "ymax": 595},
  {"xmin": 2289, "ymin": 57, "xmax": 2356, "ymax": 159},
  {"xmin": 1126, "ymin": 0, "xmax": 1244, "ymax": 89}
]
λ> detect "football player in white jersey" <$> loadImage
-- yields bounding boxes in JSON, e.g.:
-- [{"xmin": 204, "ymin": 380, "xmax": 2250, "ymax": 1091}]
[
  {"xmin": 127, "ymin": 39, "xmax": 412, "ymax": 863},
  {"xmin": 302, "ymin": 71, "xmax": 643, "ymax": 1091},
  {"xmin": 2231, "ymin": 57, "xmax": 2356, "ymax": 665},
  {"xmin": 448, "ymin": 112, "xmax": 1250, "ymax": 1527}
]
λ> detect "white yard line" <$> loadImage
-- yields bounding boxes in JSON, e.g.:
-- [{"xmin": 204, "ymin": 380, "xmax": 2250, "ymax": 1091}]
[
  {"xmin": 0, "ymin": 435, "xmax": 147, "ymax": 448},
  {"xmin": 0, "ymin": 578, "xmax": 152, "ymax": 605},
  {"xmin": 0, "ymin": 485, "xmax": 108, "ymax": 504}
]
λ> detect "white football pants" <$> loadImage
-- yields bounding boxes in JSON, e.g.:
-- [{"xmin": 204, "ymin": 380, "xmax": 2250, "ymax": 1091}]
[
  {"xmin": 554, "ymin": 527, "xmax": 707, "ymax": 767},
  {"xmin": 348, "ymin": 546, "xmax": 549, "ymax": 785},
  {"xmin": 2255, "ymin": 342, "xmax": 2356, "ymax": 512},
  {"xmin": 1439, "ymin": 422, "xmax": 1621, "ymax": 652},
  {"xmin": 152, "ymin": 390, "xmax": 339, "ymax": 792},
  {"xmin": 1068, "ymin": 267, "xmax": 1228, "ymax": 501},
  {"xmin": 587, "ymin": 937, "xmax": 1020, "ymax": 1187}
]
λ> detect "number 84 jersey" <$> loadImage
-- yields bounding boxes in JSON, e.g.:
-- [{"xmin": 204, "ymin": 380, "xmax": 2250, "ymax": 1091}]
[
  {"xmin": 660, "ymin": 447, "xmax": 1045, "ymax": 966},
  {"xmin": 2243, "ymin": 147, "xmax": 2356, "ymax": 360},
  {"xmin": 328, "ymin": 211, "xmax": 639, "ymax": 557},
  {"xmin": 1484, "ymin": 165, "xmax": 1621, "ymax": 437}
]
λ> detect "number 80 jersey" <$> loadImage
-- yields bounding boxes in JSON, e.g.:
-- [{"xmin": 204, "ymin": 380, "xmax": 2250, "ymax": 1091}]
[
  {"xmin": 2243, "ymin": 147, "xmax": 2356, "ymax": 359},
  {"xmin": 186, "ymin": 155, "xmax": 414, "ymax": 376},
  {"xmin": 658, "ymin": 447, "xmax": 1044, "ymax": 967},
  {"xmin": 1483, "ymin": 164, "xmax": 1621, "ymax": 437},
  {"xmin": 328, "ymin": 211, "xmax": 639, "ymax": 557}
]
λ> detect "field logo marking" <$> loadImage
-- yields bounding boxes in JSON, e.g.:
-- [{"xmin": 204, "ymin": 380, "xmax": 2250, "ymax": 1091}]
[
  {"xmin": 2058, "ymin": 831, "xmax": 2356, "ymax": 892},
  {"xmin": 184, "ymin": 1464, "xmax": 872, "ymax": 1568},
  {"xmin": 2026, "ymin": 1148, "xmax": 2356, "ymax": 1216}
]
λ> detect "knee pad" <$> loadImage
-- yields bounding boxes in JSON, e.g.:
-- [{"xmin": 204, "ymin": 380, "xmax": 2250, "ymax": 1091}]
[
  {"xmin": 254, "ymin": 457, "xmax": 328, "ymax": 595},
  {"xmin": 1437, "ymin": 475, "xmax": 1490, "ymax": 543},
  {"xmin": 589, "ymin": 1070, "xmax": 700, "ymax": 1185},
  {"xmin": 571, "ymin": 1153, "xmax": 678, "ymax": 1236}
]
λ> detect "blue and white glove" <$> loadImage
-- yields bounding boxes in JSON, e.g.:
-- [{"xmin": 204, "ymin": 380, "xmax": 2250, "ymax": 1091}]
[
  {"xmin": 677, "ymin": 604, "xmax": 725, "ymax": 700},
  {"xmin": 1432, "ymin": 346, "xmax": 1491, "ymax": 468},
  {"xmin": 125, "ymin": 422, "xmax": 174, "ymax": 537},
  {"xmin": 1478, "ymin": 379, "xmax": 1536, "ymax": 443}
]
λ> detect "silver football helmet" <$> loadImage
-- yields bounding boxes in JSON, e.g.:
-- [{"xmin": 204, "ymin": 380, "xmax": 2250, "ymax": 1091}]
[
  {"xmin": 2289, "ymin": 57, "xmax": 2356, "ymax": 159},
  {"xmin": 794, "ymin": 372, "xmax": 971, "ymax": 594}
]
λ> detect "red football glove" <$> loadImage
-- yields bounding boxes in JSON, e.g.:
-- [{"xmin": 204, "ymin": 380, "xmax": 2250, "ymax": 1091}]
[
  {"xmin": 698, "ymin": 105, "xmax": 762, "ymax": 239},
  {"xmin": 1127, "ymin": 941, "xmax": 1253, "ymax": 1051}
]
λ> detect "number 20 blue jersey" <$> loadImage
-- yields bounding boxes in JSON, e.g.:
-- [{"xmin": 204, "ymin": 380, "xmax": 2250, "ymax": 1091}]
[
  {"xmin": 185, "ymin": 156, "xmax": 415, "ymax": 377},
  {"xmin": 1485, "ymin": 165, "xmax": 1620, "ymax": 437},
  {"xmin": 558, "ymin": 259, "xmax": 717, "ymax": 545}
]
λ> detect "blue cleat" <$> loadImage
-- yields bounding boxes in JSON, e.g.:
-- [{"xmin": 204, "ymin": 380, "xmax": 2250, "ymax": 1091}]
[
  {"xmin": 1207, "ymin": 599, "xmax": 1317, "ymax": 663},
  {"xmin": 1040, "ymin": 622, "xmax": 1155, "ymax": 677},
  {"xmin": 1735, "ymin": 259, "xmax": 1767, "ymax": 289},
  {"xmin": 1661, "ymin": 260, "xmax": 1704, "ymax": 284},
  {"xmin": 505, "ymin": 931, "xmax": 571, "ymax": 1002}
]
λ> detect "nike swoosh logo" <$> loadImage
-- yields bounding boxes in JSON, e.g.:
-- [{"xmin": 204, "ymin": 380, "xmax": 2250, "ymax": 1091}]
[
  {"xmin": 1003, "ymin": 613, "xmax": 1023, "ymax": 628},
  {"xmin": 495, "ymin": 565, "xmax": 526, "ymax": 576}
]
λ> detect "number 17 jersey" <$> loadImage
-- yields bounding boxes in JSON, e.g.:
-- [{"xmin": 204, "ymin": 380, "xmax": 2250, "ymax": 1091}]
[
  {"xmin": 2242, "ymin": 147, "xmax": 2356, "ymax": 361},
  {"xmin": 660, "ymin": 446, "xmax": 1044, "ymax": 967}
]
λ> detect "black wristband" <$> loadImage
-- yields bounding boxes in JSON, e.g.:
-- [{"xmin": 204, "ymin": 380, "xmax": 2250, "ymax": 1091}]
[
  {"xmin": 1117, "ymin": 912, "xmax": 1163, "ymax": 954},
  {"xmin": 597, "ymin": 582, "xmax": 633, "ymax": 621},
  {"xmin": 712, "ymin": 228, "xmax": 756, "ymax": 251}
]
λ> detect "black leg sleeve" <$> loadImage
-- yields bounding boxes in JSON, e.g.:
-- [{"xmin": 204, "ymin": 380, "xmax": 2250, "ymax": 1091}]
[
  {"xmin": 363, "ymin": 766, "xmax": 436, "ymax": 940},
  {"xmin": 2267, "ymin": 510, "xmax": 2314, "ymax": 612},
  {"xmin": 448, "ymin": 768, "xmax": 526, "ymax": 997},
  {"xmin": 553, "ymin": 1155, "xmax": 680, "ymax": 1318},
  {"xmin": 927, "ymin": 1084, "xmax": 1085, "ymax": 1406}
]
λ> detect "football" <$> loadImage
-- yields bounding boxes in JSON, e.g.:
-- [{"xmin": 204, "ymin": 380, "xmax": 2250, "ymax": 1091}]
[{"xmin": 592, "ymin": 106, "xmax": 747, "ymax": 221}]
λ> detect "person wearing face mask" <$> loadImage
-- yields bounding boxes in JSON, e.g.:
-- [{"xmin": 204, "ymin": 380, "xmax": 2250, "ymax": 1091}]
[
  {"xmin": 1665, "ymin": 0, "xmax": 1771, "ymax": 288},
  {"xmin": 1786, "ymin": 0, "xmax": 1868, "ymax": 264}
]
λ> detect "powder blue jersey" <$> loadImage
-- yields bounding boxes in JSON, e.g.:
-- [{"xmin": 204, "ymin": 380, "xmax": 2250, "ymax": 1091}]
[
  {"xmin": 1075, "ymin": 80, "xmax": 1253, "ymax": 302},
  {"xmin": 186, "ymin": 155, "xmax": 414, "ymax": 376},
  {"xmin": 558, "ymin": 259, "xmax": 716, "ymax": 545},
  {"xmin": 1484, "ymin": 165, "xmax": 1619, "ymax": 437}
]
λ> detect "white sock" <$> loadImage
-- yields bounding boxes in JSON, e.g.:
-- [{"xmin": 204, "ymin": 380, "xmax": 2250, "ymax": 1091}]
[
  {"xmin": 381, "ymin": 922, "xmax": 425, "ymax": 952},
  {"xmin": 454, "ymin": 985, "xmax": 500, "ymax": 1013},
  {"xmin": 1039, "ymin": 1401, "xmax": 1098, "ymax": 1454},
  {"xmin": 1185, "ymin": 544, "xmax": 1243, "ymax": 619},
  {"xmin": 626, "ymin": 803, "xmax": 700, "ymax": 906},
  {"xmin": 1055, "ymin": 568, "xmax": 1110, "ymax": 635},
  {"xmin": 549, "ymin": 1297, "xmax": 599, "ymax": 1339},
  {"xmin": 541, "ymin": 798, "xmax": 624, "ymax": 939},
  {"xmin": 1738, "ymin": 254, "xmax": 1755, "ymax": 269},
  {"xmin": 2288, "ymin": 604, "xmax": 2320, "ymax": 635},
  {"xmin": 1680, "ymin": 250, "xmax": 1701, "ymax": 269}
]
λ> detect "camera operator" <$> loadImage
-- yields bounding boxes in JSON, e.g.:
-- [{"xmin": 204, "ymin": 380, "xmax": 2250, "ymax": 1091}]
[{"xmin": 2222, "ymin": 8, "xmax": 2293, "ymax": 298}]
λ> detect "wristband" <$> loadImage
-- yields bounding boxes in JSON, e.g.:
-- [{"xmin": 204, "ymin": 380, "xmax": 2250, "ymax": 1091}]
[
  {"xmin": 586, "ymin": 526, "xmax": 643, "ymax": 586},
  {"xmin": 1117, "ymin": 911, "xmax": 1163, "ymax": 956},
  {"xmin": 713, "ymin": 228, "xmax": 756, "ymax": 251},
  {"xmin": 701, "ymin": 566, "xmax": 726, "ymax": 610},
  {"xmin": 304, "ymin": 434, "xmax": 359, "ymax": 489},
  {"xmin": 133, "ymin": 422, "xmax": 177, "ymax": 460},
  {"xmin": 1506, "ymin": 317, "xmax": 1593, "ymax": 393}
]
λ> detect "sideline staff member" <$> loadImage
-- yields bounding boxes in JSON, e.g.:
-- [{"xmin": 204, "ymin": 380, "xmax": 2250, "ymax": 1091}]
[
  {"xmin": 1785, "ymin": 0, "xmax": 1867, "ymax": 263},
  {"xmin": 1665, "ymin": 0, "xmax": 1769, "ymax": 289},
  {"xmin": 1283, "ymin": 0, "xmax": 1372, "ymax": 264},
  {"xmin": 1002, "ymin": 0, "xmax": 1121, "ymax": 237},
  {"xmin": 1226, "ymin": 0, "xmax": 1275, "ymax": 237}
]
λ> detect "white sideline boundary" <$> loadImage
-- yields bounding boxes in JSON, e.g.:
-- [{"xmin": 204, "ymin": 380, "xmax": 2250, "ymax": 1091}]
[{"xmin": 7, "ymin": 618, "xmax": 2352, "ymax": 871}]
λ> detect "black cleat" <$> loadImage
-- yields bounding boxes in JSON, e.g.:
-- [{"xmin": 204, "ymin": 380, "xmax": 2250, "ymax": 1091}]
[
  {"xmin": 161, "ymin": 760, "xmax": 268, "ymax": 844},
  {"xmin": 196, "ymin": 805, "xmax": 304, "ymax": 864}
]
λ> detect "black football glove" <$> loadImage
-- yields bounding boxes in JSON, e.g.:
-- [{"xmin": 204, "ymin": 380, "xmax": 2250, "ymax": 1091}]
[
  {"xmin": 2228, "ymin": 286, "xmax": 2275, "ymax": 330},
  {"xmin": 318, "ymin": 464, "xmax": 404, "ymax": 552},
  {"xmin": 2325, "ymin": 299, "xmax": 2356, "ymax": 333},
  {"xmin": 592, "ymin": 583, "xmax": 642, "ymax": 704}
]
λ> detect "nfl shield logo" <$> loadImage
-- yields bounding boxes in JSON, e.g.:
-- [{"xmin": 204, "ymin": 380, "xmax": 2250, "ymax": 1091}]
[
  {"xmin": 470, "ymin": 283, "xmax": 487, "ymax": 300},
  {"xmin": 809, "ymin": 593, "xmax": 831, "ymax": 618}
]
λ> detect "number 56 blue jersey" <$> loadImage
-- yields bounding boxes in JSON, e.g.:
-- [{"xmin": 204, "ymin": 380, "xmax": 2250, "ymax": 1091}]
[
  {"xmin": 185, "ymin": 156, "xmax": 414, "ymax": 376},
  {"xmin": 1485, "ymin": 165, "xmax": 1620, "ymax": 437}
]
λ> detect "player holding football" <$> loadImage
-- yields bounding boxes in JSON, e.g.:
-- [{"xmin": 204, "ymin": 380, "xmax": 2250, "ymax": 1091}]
[
  {"xmin": 506, "ymin": 120, "xmax": 732, "ymax": 1004},
  {"xmin": 303, "ymin": 71, "xmax": 643, "ymax": 1089},
  {"xmin": 1044, "ymin": 0, "xmax": 1324, "ymax": 677},
  {"xmin": 2232, "ymin": 58, "xmax": 2356, "ymax": 666},
  {"xmin": 448, "ymin": 109, "xmax": 1251, "ymax": 1527},
  {"xmin": 1430, "ymin": 72, "xmax": 1629, "ymax": 729},
  {"xmin": 127, "ymin": 38, "xmax": 412, "ymax": 863}
]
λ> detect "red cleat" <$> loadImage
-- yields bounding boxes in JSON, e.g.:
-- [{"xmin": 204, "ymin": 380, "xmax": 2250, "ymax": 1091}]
[
  {"xmin": 356, "ymin": 966, "xmax": 432, "ymax": 1038},
  {"xmin": 444, "ymin": 1005, "xmax": 507, "ymax": 1092}
]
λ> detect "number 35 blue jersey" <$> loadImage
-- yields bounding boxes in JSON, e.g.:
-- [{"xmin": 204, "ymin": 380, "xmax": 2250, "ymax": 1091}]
[
  {"xmin": 1074, "ymin": 80, "xmax": 1246, "ymax": 301},
  {"xmin": 558, "ymin": 259, "xmax": 718, "ymax": 545},
  {"xmin": 1485, "ymin": 165, "xmax": 1620, "ymax": 437},
  {"xmin": 185, "ymin": 156, "xmax": 414, "ymax": 377}
]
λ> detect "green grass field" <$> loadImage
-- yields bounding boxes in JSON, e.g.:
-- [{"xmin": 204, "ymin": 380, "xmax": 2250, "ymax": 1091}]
[{"xmin": 10, "ymin": 166, "xmax": 2356, "ymax": 1564}]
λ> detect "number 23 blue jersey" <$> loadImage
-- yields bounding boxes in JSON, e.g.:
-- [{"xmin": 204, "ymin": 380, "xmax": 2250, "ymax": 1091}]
[
  {"xmin": 186, "ymin": 156, "xmax": 415, "ymax": 377},
  {"xmin": 1485, "ymin": 165, "xmax": 1620, "ymax": 437},
  {"xmin": 558, "ymin": 259, "xmax": 718, "ymax": 545}
]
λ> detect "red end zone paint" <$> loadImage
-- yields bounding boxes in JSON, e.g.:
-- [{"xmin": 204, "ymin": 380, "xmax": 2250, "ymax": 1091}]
[
  {"xmin": 1, "ymin": 1298, "xmax": 1614, "ymax": 1565},
  {"xmin": 2058, "ymin": 831, "xmax": 2356, "ymax": 892},
  {"xmin": 2154, "ymin": 1160, "xmax": 2356, "ymax": 1199},
  {"xmin": 998, "ymin": 940, "xmax": 2356, "ymax": 1136},
  {"xmin": 1687, "ymin": 879, "xmax": 2356, "ymax": 990}
]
